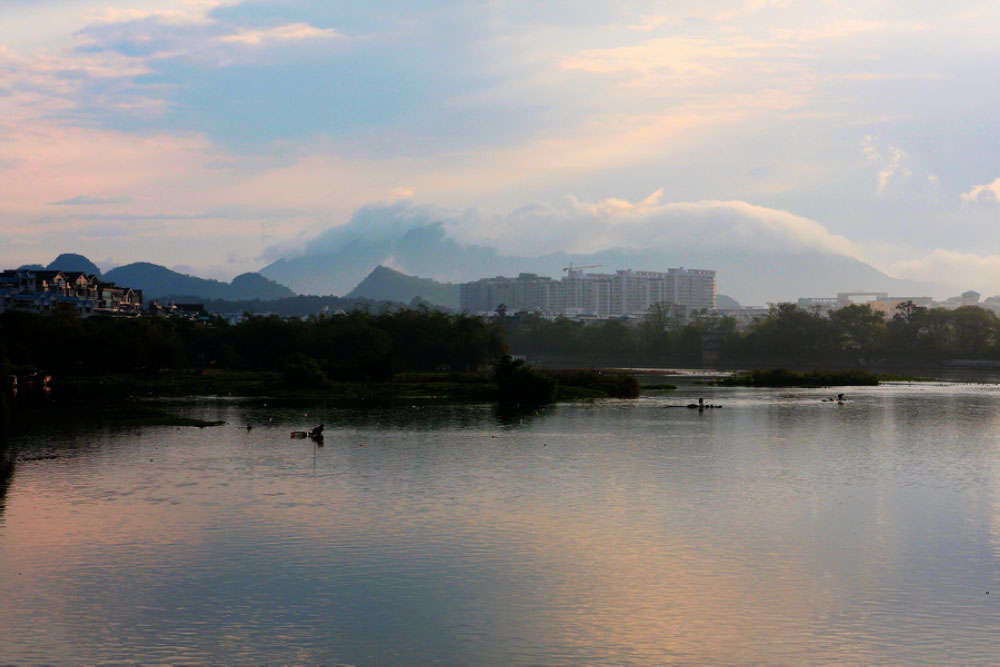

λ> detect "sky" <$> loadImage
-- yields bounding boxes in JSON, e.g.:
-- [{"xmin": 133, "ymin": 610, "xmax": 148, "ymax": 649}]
[{"xmin": 1, "ymin": 0, "xmax": 998, "ymax": 292}]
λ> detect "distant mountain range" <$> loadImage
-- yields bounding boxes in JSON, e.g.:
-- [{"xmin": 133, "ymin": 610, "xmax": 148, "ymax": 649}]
[
  {"xmin": 18, "ymin": 254, "xmax": 297, "ymax": 302},
  {"xmin": 259, "ymin": 212, "xmax": 937, "ymax": 304},
  {"xmin": 17, "ymin": 201, "xmax": 945, "ymax": 309},
  {"xmin": 104, "ymin": 263, "xmax": 296, "ymax": 301}
]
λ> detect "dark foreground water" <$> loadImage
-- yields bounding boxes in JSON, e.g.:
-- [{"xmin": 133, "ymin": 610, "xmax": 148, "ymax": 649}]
[{"xmin": 2, "ymin": 383, "xmax": 999, "ymax": 663}]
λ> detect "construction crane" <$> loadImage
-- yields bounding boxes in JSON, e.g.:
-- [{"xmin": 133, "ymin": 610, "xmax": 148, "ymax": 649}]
[{"xmin": 562, "ymin": 263, "xmax": 603, "ymax": 273}]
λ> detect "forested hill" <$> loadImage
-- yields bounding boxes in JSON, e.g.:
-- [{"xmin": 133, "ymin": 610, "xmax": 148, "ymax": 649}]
[
  {"xmin": 346, "ymin": 266, "xmax": 460, "ymax": 309},
  {"xmin": 104, "ymin": 263, "xmax": 296, "ymax": 301}
]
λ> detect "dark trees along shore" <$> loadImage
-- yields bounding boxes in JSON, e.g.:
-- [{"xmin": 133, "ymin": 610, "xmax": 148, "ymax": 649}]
[
  {"xmin": 2, "ymin": 300, "xmax": 998, "ymax": 399},
  {"xmin": 0, "ymin": 308, "xmax": 507, "ymax": 383},
  {"xmin": 501, "ymin": 302, "xmax": 1000, "ymax": 365}
]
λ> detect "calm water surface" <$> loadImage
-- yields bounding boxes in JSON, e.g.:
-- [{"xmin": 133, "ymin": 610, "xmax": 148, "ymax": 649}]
[{"xmin": 2, "ymin": 383, "xmax": 1000, "ymax": 663}]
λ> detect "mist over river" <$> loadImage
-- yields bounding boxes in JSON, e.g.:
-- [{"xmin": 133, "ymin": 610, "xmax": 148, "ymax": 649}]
[{"xmin": 2, "ymin": 383, "xmax": 999, "ymax": 663}]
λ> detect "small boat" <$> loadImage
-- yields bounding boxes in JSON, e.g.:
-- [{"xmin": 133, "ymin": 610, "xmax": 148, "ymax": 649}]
[
  {"xmin": 667, "ymin": 398, "xmax": 721, "ymax": 409},
  {"xmin": 686, "ymin": 398, "xmax": 722, "ymax": 409}
]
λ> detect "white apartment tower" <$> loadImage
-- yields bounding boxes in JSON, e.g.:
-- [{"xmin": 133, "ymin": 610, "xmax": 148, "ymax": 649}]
[{"xmin": 460, "ymin": 267, "xmax": 716, "ymax": 317}]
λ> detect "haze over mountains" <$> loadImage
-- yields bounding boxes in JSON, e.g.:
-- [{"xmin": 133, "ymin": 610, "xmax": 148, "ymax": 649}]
[
  {"xmin": 260, "ymin": 201, "xmax": 938, "ymax": 304},
  {"xmin": 24, "ymin": 252, "xmax": 744, "ymax": 312},
  {"xmin": 22, "ymin": 194, "xmax": 952, "ymax": 307}
]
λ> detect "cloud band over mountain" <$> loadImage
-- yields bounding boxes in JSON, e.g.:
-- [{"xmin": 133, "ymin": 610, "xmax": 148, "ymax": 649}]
[{"xmin": 260, "ymin": 197, "xmax": 935, "ymax": 303}]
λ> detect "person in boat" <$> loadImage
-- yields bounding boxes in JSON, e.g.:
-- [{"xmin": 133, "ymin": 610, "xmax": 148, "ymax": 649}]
[{"xmin": 685, "ymin": 398, "xmax": 722, "ymax": 409}]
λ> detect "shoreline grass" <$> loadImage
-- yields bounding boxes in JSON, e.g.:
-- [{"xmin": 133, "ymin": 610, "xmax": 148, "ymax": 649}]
[
  {"xmin": 718, "ymin": 368, "xmax": 880, "ymax": 388},
  {"xmin": 875, "ymin": 373, "xmax": 936, "ymax": 382},
  {"xmin": 52, "ymin": 368, "xmax": 643, "ymax": 405},
  {"xmin": 100, "ymin": 407, "xmax": 226, "ymax": 428}
]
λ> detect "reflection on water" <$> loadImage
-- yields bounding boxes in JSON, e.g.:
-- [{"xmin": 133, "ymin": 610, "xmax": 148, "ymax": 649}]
[
  {"xmin": 0, "ymin": 396, "xmax": 11, "ymax": 516},
  {"xmin": 1, "ymin": 385, "xmax": 1000, "ymax": 662},
  {"xmin": 0, "ymin": 441, "xmax": 11, "ymax": 516}
]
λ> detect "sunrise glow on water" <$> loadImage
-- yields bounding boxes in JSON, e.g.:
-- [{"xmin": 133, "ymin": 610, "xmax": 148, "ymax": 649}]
[{"xmin": 2, "ymin": 386, "xmax": 999, "ymax": 662}]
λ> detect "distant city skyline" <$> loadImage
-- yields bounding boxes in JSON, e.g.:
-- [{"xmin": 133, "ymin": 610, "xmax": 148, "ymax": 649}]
[
  {"xmin": 460, "ymin": 267, "xmax": 717, "ymax": 318},
  {"xmin": 2, "ymin": 1, "xmax": 999, "ymax": 291}
]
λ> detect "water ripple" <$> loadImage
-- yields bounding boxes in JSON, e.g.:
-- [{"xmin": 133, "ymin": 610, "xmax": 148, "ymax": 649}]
[{"xmin": 1, "ymin": 387, "xmax": 999, "ymax": 662}]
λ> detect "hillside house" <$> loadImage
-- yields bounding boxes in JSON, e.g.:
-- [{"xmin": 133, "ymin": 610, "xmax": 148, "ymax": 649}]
[{"xmin": 0, "ymin": 269, "xmax": 143, "ymax": 317}]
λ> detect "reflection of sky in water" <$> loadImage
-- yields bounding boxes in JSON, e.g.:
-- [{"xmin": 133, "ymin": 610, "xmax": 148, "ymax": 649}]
[{"xmin": 1, "ymin": 385, "xmax": 1000, "ymax": 662}]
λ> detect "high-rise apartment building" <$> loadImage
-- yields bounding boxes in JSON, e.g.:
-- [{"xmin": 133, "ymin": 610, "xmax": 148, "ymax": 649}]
[{"xmin": 460, "ymin": 267, "xmax": 716, "ymax": 317}]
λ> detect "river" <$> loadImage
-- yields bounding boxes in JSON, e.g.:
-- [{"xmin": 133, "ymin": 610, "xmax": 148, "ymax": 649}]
[{"xmin": 1, "ymin": 382, "xmax": 999, "ymax": 662}]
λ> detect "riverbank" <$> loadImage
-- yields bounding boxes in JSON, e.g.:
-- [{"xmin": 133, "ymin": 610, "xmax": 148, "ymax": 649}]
[
  {"xmin": 528, "ymin": 355, "xmax": 990, "ymax": 379},
  {"xmin": 717, "ymin": 368, "xmax": 882, "ymax": 388},
  {"xmin": 50, "ymin": 368, "xmax": 645, "ymax": 404}
]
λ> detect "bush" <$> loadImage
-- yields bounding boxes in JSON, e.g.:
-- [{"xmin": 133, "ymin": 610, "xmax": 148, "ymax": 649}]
[
  {"xmin": 547, "ymin": 369, "xmax": 640, "ymax": 398},
  {"xmin": 719, "ymin": 368, "xmax": 880, "ymax": 387},
  {"xmin": 282, "ymin": 354, "xmax": 329, "ymax": 388},
  {"xmin": 492, "ymin": 356, "xmax": 557, "ymax": 407}
]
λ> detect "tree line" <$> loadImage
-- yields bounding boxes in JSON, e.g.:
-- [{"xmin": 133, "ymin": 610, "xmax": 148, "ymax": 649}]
[
  {"xmin": 3, "ymin": 300, "xmax": 998, "ymax": 388},
  {"xmin": 502, "ymin": 301, "xmax": 1000, "ymax": 365},
  {"xmin": 0, "ymin": 307, "xmax": 507, "ymax": 384}
]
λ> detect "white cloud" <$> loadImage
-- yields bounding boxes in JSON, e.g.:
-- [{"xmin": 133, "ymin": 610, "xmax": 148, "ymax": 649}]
[
  {"xmin": 0, "ymin": 44, "xmax": 155, "ymax": 125},
  {"xmin": 83, "ymin": 7, "xmax": 213, "ymax": 26},
  {"xmin": 878, "ymin": 145, "xmax": 910, "ymax": 192},
  {"xmin": 861, "ymin": 136, "xmax": 912, "ymax": 192},
  {"xmin": 891, "ymin": 249, "xmax": 1000, "ymax": 294},
  {"xmin": 442, "ymin": 193, "xmax": 861, "ymax": 259},
  {"xmin": 961, "ymin": 178, "xmax": 1000, "ymax": 203},
  {"xmin": 861, "ymin": 135, "xmax": 880, "ymax": 162},
  {"xmin": 216, "ymin": 23, "xmax": 343, "ymax": 46},
  {"xmin": 69, "ymin": 7, "xmax": 345, "ymax": 70}
]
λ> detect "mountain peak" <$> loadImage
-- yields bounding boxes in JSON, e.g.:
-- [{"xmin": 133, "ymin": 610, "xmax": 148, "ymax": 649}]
[
  {"xmin": 347, "ymin": 265, "xmax": 459, "ymax": 309},
  {"xmin": 230, "ymin": 272, "xmax": 297, "ymax": 300},
  {"xmin": 47, "ymin": 253, "xmax": 102, "ymax": 276},
  {"xmin": 370, "ymin": 265, "xmax": 403, "ymax": 277}
]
